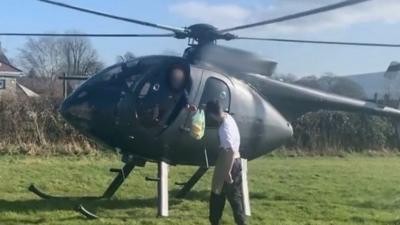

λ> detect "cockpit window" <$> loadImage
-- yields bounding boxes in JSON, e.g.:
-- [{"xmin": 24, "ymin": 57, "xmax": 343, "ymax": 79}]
[
  {"xmin": 80, "ymin": 56, "xmax": 191, "ymax": 134},
  {"xmin": 199, "ymin": 77, "xmax": 231, "ymax": 127},
  {"xmin": 86, "ymin": 59, "xmax": 141, "ymax": 85},
  {"xmin": 135, "ymin": 63, "xmax": 191, "ymax": 129},
  {"xmin": 91, "ymin": 64, "xmax": 124, "ymax": 82}
]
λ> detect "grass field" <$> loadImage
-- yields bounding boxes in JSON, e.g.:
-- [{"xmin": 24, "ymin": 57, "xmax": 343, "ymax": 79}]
[{"xmin": 1, "ymin": 154, "xmax": 400, "ymax": 225}]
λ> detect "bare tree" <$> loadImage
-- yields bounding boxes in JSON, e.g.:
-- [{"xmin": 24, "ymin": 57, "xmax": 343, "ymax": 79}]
[
  {"xmin": 18, "ymin": 33, "xmax": 104, "ymax": 79},
  {"xmin": 328, "ymin": 77, "xmax": 366, "ymax": 99},
  {"xmin": 60, "ymin": 35, "xmax": 104, "ymax": 75},
  {"xmin": 19, "ymin": 37, "xmax": 64, "ymax": 79}
]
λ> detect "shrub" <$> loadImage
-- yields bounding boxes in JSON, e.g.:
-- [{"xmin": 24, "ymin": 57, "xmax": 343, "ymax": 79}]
[{"xmin": 0, "ymin": 94, "xmax": 96, "ymax": 155}]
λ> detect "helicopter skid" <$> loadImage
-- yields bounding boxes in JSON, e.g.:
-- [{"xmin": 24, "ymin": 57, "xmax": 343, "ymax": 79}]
[
  {"xmin": 28, "ymin": 184, "xmax": 102, "ymax": 200},
  {"xmin": 76, "ymin": 204, "xmax": 98, "ymax": 219},
  {"xmin": 28, "ymin": 162, "xmax": 136, "ymax": 201},
  {"xmin": 175, "ymin": 166, "xmax": 208, "ymax": 198}
]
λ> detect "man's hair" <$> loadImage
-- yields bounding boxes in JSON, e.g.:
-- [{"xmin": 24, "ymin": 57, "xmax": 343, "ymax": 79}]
[{"xmin": 206, "ymin": 100, "xmax": 223, "ymax": 115}]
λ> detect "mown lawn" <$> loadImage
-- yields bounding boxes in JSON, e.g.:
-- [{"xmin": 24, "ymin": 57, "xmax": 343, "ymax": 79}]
[{"xmin": 1, "ymin": 154, "xmax": 400, "ymax": 225}]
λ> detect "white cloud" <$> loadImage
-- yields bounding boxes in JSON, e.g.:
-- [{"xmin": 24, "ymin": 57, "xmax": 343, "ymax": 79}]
[
  {"xmin": 169, "ymin": 0, "xmax": 400, "ymax": 35},
  {"xmin": 263, "ymin": 0, "xmax": 400, "ymax": 33},
  {"xmin": 168, "ymin": 1, "xmax": 250, "ymax": 28}
]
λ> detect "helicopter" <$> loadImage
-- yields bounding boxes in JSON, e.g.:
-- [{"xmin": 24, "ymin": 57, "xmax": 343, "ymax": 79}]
[{"xmin": 3, "ymin": 0, "xmax": 400, "ymax": 219}]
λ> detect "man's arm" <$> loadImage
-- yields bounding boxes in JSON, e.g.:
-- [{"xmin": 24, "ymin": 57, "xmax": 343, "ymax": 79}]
[{"xmin": 222, "ymin": 148, "xmax": 235, "ymax": 184}]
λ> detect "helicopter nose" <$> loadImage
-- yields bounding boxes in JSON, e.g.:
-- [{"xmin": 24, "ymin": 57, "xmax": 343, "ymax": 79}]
[{"xmin": 59, "ymin": 90, "xmax": 93, "ymax": 130}]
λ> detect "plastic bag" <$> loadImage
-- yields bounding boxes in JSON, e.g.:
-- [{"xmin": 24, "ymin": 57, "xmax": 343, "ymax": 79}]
[{"xmin": 190, "ymin": 109, "xmax": 205, "ymax": 140}]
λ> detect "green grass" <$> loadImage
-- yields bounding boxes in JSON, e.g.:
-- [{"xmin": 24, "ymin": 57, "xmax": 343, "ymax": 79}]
[{"xmin": 1, "ymin": 154, "xmax": 400, "ymax": 225}]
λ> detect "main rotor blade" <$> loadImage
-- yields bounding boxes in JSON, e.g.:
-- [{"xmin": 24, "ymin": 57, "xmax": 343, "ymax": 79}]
[
  {"xmin": 37, "ymin": 0, "xmax": 185, "ymax": 33},
  {"xmin": 0, "ymin": 33, "xmax": 175, "ymax": 37},
  {"xmin": 220, "ymin": 0, "xmax": 370, "ymax": 33},
  {"xmin": 236, "ymin": 37, "xmax": 400, "ymax": 48}
]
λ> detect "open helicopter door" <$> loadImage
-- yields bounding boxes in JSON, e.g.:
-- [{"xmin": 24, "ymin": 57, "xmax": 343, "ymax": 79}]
[
  {"xmin": 197, "ymin": 71, "xmax": 251, "ymax": 216},
  {"xmin": 166, "ymin": 69, "xmax": 233, "ymax": 165},
  {"xmin": 198, "ymin": 74, "xmax": 232, "ymax": 161}
]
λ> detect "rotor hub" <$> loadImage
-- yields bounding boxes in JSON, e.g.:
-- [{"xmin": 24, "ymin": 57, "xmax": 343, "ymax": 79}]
[{"xmin": 181, "ymin": 24, "xmax": 236, "ymax": 45}]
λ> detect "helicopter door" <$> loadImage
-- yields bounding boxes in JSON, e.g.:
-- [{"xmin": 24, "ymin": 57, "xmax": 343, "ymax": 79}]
[
  {"xmin": 168, "ymin": 70, "xmax": 231, "ymax": 165},
  {"xmin": 135, "ymin": 64, "xmax": 192, "ymax": 136},
  {"xmin": 198, "ymin": 76, "xmax": 231, "ymax": 162},
  {"xmin": 199, "ymin": 77, "xmax": 230, "ymax": 116}
]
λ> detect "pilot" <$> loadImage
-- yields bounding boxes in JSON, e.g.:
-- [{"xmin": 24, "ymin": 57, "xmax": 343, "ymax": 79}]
[
  {"xmin": 155, "ymin": 64, "xmax": 196, "ymax": 127},
  {"xmin": 205, "ymin": 100, "xmax": 246, "ymax": 225}
]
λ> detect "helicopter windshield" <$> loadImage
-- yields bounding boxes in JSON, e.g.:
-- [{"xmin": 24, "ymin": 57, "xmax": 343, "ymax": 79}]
[
  {"xmin": 86, "ymin": 59, "xmax": 140, "ymax": 84},
  {"xmin": 90, "ymin": 56, "xmax": 193, "ymax": 134}
]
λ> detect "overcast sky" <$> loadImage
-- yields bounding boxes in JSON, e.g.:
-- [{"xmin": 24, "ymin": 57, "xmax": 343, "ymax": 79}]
[{"xmin": 1, "ymin": 0, "xmax": 399, "ymax": 76}]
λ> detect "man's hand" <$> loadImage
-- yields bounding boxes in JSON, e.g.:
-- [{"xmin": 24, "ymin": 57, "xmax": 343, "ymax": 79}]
[
  {"xmin": 186, "ymin": 104, "xmax": 197, "ymax": 112},
  {"xmin": 224, "ymin": 172, "xmax": 234, "ymax": 184}
]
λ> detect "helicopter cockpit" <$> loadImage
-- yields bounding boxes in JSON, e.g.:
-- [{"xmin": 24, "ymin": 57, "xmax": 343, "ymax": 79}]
[
  {"xmin": 61, "ymin": 56, "xmax": 193, "ymax": 150},
  {"xmin": 134, "ymin": 62, "xmax": 191, "ymax": 130}
]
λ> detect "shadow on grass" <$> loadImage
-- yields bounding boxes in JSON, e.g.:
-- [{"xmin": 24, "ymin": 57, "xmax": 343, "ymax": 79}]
[
  {"xmin": 0, "ymin": 216, "xmax": 84, "ymax": 225},
  {"xmin": 0, "ymin": 198, "xmax": 161, "ymax": 213},
  {"xmin": 349, "ymin": 216, "xmax": 400, "ymax": 225},
  {"xmin": 170, "ymin": 189, "xmax": 209, "ymax": 202},
  {"xmin": 0, "ymin": 189, "xmax": 211, "ymax": 214}
]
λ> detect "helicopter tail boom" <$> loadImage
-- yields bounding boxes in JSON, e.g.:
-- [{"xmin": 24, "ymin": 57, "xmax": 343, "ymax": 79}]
[{"xmin": 241, "ymin": 73, "xmax": 400, "ymax": 121}]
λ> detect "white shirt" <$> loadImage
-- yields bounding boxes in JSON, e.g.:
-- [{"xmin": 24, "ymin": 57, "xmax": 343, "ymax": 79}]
[
  {"xmin": 211, "ymin": 113, "xmax": 241, "ymax": 194},
  {"xmin": 218, "ymin": 113, "xmax": 241, "ymax": 158}
]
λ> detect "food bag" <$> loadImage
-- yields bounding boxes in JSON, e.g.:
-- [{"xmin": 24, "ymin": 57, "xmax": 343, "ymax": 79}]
[{"xmin": 190, "ymin": 109, "xmax": 205, "ymax": 140}]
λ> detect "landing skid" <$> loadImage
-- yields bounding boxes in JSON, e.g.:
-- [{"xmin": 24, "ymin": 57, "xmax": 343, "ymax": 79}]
[
  {"xmin": 28, "ymin": 184, "xmax": 100, "ymax": 200},
  {"xmin": 28, "ymin": 162, "xmax": 136, "ymax": 201},
  {"xmin": 28, "ymin": 160, "xmax": 251, "ymax": 219},
  {"xmin": 76, "ymin": 204, "xmax": 98, "ymax": 219},
  {"xmin": 175, "ymin": 166, "xmax": 208, "ymax": 198}
]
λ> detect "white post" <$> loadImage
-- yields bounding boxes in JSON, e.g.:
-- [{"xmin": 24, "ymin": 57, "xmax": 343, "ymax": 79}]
[
  {"xmin": 241, "ymin": 158, "xmax": 251, "ymax": 216},
  {"xmin": 158, "ymin": 161, "xmax": 169, "ymax": 217}
]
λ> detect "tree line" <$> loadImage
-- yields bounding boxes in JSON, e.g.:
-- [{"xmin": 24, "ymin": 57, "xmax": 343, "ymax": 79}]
[{"xmin": 275, "ymin": 74, "xmax": 399, "ymax": 153}]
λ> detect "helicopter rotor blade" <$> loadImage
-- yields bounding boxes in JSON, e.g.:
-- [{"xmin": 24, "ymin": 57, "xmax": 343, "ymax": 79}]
[
  {"xmin": 220, "ymin": 0, "xmax": 370, "ymax": 33},
  {"xmin": 235, "ymin": 37, "xmax": 400, "ymax": 48},
  {"xmin": 37, "ymin": 0, "xmax": 185, "ymax": 34},
  {"xmin": 0, "ymin": 33, "xmax": 175, "ymax": 38}
]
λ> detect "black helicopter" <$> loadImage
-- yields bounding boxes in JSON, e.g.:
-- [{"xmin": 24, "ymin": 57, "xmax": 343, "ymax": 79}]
[{"xmin": 3, "ymin": 0, "xmax": 400, "ymax": 218}]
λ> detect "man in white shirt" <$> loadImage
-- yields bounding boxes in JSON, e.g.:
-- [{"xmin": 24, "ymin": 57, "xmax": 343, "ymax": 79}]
[{"xmin": 206, "ymin": 100, "xmax": 246, "ymax": 225}]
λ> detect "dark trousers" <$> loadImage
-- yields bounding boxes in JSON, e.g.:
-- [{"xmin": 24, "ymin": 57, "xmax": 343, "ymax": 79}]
[{"xmin": 209, "ymin": 159, "xmax": 246, "ymax": 225}]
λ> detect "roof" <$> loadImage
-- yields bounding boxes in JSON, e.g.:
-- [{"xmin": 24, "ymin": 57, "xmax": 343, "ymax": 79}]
[
  {"xmin": 16, "ymin": 83, "xmax": 40, "ymax": 98},
  {"xmin": 0, "ymin": 47, "xmax": 10, "ymax": 65},
  {"xmin": 0, "ymin": 62, "xmax": 23, "ymax": 74},
  {"xmin": 0, "ymin": 43, "xmax": 23, "ymax": 76}
]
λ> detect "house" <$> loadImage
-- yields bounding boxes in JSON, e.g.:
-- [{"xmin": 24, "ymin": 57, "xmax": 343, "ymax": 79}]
[
  {"xmin": 0, "ymin": 43, "xmax": 24, "ymax": 96},
  {"xmin": 344, "ymin": 61, "xmax": 400, "ymax": 102},
  {"xmin": 0, "ymin": 42, "xmax": 39, "ymax": 97}
]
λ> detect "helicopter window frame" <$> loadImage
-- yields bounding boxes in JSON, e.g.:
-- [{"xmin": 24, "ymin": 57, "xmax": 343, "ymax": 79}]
[
  {"xmin": 133, "ymin": 61, "xmax": 192, "ymax": 129},
  {"xmin": 199, "ymin": 77, "xmax": 231, "ymax": 128}
]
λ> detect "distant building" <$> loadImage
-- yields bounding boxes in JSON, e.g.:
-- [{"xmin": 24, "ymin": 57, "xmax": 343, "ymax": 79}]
[
  {"xmin": 0, "ymin": 42, "xmax": 39, "ymax": 98},
  {"xmin": 0, "ymin": 43, "xmax": 24, "ymax": 96},
  {"xmin": 345, "ymin": 72, "xmax": 400, "ymax": 100},
  {"xmin": 344, "ymin": 62, "xmax": 400, "ymax": 102}
]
